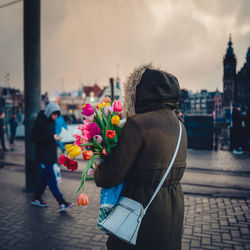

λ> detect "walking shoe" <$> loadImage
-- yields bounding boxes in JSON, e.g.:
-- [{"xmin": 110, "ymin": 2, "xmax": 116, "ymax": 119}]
[
  {"xmin": 59, "ymin": 201, "xmax": 74, "ymax": 212},
  {"xmin": 31, "ymin": 199, "xmax": 48, "ymax": 207},
  {"xmin": 232, "ymin": 149, "xmax": 243, "ymax": 155}
]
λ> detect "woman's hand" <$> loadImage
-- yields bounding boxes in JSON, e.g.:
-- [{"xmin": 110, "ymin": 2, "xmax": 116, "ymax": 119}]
[{"xmin": 54, "ymin": 134, "xmax": 61, "ymax": 141}]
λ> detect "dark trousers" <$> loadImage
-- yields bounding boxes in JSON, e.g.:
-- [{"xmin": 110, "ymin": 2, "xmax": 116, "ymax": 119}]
[
  {"xmin": 0, "ymin": 131, "xmax": 6, "ymax": 150},
  {"xmin": 9, "ymin": 131, "xmax": 16, "ymax": 145},
  {"xmin": 34, "ymin": 164, "xmax": 64, "ymax": 204}
]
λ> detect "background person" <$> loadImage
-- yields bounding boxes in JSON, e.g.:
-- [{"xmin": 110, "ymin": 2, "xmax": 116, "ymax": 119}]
[
  {"xmin": 232, "ymin": 105, "xmax": 243, "ymax": 154},
  {"xmin": 9, "ymin": 113, "xmax": 18, "ymax": 151},
  {"xmin": 0, "ymin": 111, "xmax": 7, "ymax": 151},
  {"xmin": 94, "ymin": 65, "xmax": 187, "ymax": 250},
  {"xmin": 31, "ymin": 102, "xmax": 73, "ymax": 212},
  {"xmin": 55, "ymin": 114, "xmax": 68, "ymax": 153},
  {"xmin": 245, "ymin": 105, "xmax": 250, "ymax": 150}
]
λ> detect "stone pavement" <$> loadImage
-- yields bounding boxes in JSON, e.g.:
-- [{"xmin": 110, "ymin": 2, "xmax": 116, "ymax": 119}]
[
  {"xmin": 2, "ymin": 140, "xmax": 250, "ymax": 172},
  {"xmin": 1, "ymin": 140, "xmax": 250, "ymax": 198},
  {"xmin": 1, "ymin": 164, "xmax": 250, "ymax": 250}
]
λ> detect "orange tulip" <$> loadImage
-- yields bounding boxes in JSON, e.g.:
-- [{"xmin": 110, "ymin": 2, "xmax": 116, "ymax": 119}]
[
  {"xmin": 77, "ymin": 193, "xmax": 89, "ymax": 206},
  {"xmin": 103, "ymin": 96, "xmax": 111, "ymax": 103},
  {"xmin": 82, "ymin": 150, "xmax": 93, "ymax": 160}
]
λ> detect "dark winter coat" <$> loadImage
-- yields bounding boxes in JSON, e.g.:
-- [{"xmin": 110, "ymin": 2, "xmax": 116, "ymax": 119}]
[
  {"xmin": 0, "ymin": 118, "xmax": 4, "ymax": 132},
  {"xmin": 94, "ymin": 65, "xmax": 187, "ymax": 250},
  {"xmin": 232, "ymin": 108, "xmax": 242, "ymax": 128},
  {"xmin": 31, "ymin": 111, "xmax": 57, "ymax": 165}
]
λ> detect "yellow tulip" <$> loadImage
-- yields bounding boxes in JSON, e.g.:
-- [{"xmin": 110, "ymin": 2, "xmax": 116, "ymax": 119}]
[
  {"xmin": 97, "ymin": 102, "xmax": 104, "ymax": 110},
  {"xmin": 65, "ymin": 144, "xmax": 74, "ymax": 151},
  {"xmin": 104, "ymin": 102, "xmax": 110, "ymax": 107},
  {"xmin": 65, "ymin": 144, "xmax": 82, "ymax": 159},
  {"xmin": 111, "ymin": 115, "xmax": 120, "ymax": 125}
]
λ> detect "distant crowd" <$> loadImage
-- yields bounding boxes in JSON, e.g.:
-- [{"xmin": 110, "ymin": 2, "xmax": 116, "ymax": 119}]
[{"xmin": 0, "ymin": 111, "xmax": 18, "ymax": 151}]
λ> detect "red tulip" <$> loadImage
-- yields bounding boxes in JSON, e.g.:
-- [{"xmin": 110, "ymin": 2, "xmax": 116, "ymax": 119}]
[
  {"xmin": 106, "ymin": 130, "xmax": 116, "ymax": 139},
  {"xmin": 59, "ymin": 155, "xmax": 78, "ymax": 171},
  {"xmin": 102, "ymin": 148, "xmax": 108, "ymax": 156}
]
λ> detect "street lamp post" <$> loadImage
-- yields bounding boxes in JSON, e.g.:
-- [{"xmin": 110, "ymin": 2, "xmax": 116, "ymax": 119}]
[
  {"xmin": 24, "ymin": 0, "xmax": 41, "ymax": 192},
  {"xmin": 110, "ymin": 78, "xmax": 114, "ymax": 100}
]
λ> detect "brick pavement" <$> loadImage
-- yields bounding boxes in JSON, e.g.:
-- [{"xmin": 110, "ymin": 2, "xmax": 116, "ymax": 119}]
[{"xmin": 0, "ymin": 165, "xmax": 250, "ymax": 250}]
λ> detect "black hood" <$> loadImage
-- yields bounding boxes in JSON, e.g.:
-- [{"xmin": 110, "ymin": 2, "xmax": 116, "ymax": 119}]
[
  {"xmin": 123, "ymin": 64, "xmax": 181, "ymax": 117},
  {"xmin": 135, "ymin": 68, "xmax": 181, "ymax": 114}
]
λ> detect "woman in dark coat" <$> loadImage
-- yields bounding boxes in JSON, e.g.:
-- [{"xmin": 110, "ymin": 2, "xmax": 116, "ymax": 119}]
[{"xmin": 94, "ymin": 64, "xmax": 187, "ymax": 250}]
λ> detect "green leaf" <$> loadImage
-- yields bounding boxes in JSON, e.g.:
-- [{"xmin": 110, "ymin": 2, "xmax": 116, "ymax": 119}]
[
  {"xmin": 102, "ymin": 109, "xmax": 109, "ymax": 128},
  {"xmin": 107, "ymin": 112, "xmax": 112, "ymax": 125},
  {"xmin": 81, "ymin": 142, "xmax": 95, "ymax": 147},
  {"xmin": 77, "ymin": 154, "xmax": 98, "ymax": 192},
  {"xmin": 114, "ymin": 136, "xmax": 118, "ymax": 144},
  {"xmin": 93, "ymin": 136, "xmax": 103, "ymax": 150},
  {"xmin": 94, "ymin": 107, "xmax": 104, "ymax": 129},
  {"xmin": 107, "ymin": 145, "xmax": 111, "ymax": 154}
]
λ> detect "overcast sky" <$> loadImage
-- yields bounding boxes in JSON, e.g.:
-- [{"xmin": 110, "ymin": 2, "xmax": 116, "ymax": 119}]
[{"xmin": 0, "ymin": 0, "xmax": 249, "ymax": 95}]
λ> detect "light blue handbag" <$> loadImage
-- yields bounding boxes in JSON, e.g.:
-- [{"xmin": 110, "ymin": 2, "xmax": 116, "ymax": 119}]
[{"xmin": 99, "ymin": 121, "xmax": 183, "ymax": 245}]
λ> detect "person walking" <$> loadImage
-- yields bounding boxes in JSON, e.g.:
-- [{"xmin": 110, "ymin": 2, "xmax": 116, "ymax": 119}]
[
  {"xmin": 31, "ymin": 102, "xmax": 73, "ymax": 212},
  {"xmin": 9, "ymin": 113, "xmax": 18, "ymax": 151},
  {"xmin": 0, "ymin": 111, "xmax": 8, "ymax": 151},
  {"xmin": 232, "ymin": 105, "xmax": 243, "ymax": 154},
  {"xmin": 94, "ymin": 65, "xmax": 187, "ymax": 250},
  {"xmin": 245, "ymin": 105, "xmax": 250, "ymax": 150},
  {"xmin": 55, "ymin": 114, "xmax": 68, "ymax": 153}
]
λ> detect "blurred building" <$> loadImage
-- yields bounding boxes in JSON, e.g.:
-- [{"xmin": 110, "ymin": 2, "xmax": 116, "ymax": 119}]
[
  {"xmin": 58, "ymin": 96, "xmax": 84, "ymax": 122},
  {"xmin": 178, "ymin": 89, "xmax": 223, "ymax": 120},
  {"xmin": 57, "ymin": 83, "xmax": 105, "ymax": 121},
  {"xmin": 236, "ymin": 47, "xmax": 250, "ymax": 107},
  {"xmin": 83, "ymin": 83, "xmax": 104, "ymax": 104},
  {"xmin": 99, "ymin": 77, "xmax": 122, "ymax": 101},
  {"xmin": 222, "ymin": 35, "xmax": 250, "ymax": 115},
  {"xmin": 0, "ymin": 87, "xmax": 24, "ymax": 117}
]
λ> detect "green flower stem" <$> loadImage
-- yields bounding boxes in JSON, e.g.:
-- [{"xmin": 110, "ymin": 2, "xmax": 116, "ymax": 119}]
[
  {"xmin": 81, "ymin": 143, "xmax": 95, "ymax": 147},
  {"xmin": 77, "ymin": 154, "xmax": 98, "ymax": 193},
  {"xmin": 94, "ymin": 107, "xmax": 104, "ymax": 129}
]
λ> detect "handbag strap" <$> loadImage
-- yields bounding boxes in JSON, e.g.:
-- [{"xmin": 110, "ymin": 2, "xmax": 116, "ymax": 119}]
[{"xmin": 144, "ymin": 121, "xmax": 182, "ymax": 213}]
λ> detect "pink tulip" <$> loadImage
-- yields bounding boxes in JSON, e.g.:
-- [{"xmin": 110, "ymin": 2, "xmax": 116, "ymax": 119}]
[
  {"xmin": 83, "ymin": 114, "xmax": 95, "ymax": 123},
  {"xmin": 78, "ymin": 120, "xmax": 90, "ymax": 133},
  {"xmin": 93, "ymin": 135, "xmax": 103, "ymax": 144},
  {"xmin": 113, "ymin": 100, "xmax": 123, "ymax": 112},
  {"xmin": 104, "ymin": 105, "xmax": 113, "ymax": 117},
  {"xmin": 83, "ymin": 129, "xmax": 92, "ymax": 140},
  {"xmin": 78, "ymin": 120, "xmax": 92, "ymax": 140},
  {"xmin": 87, "ymin": 168, "xmax": 95, "ymax": 175},
  {"xmin": 89, "ymin": 122, "xmax": 101, "ymax": 137},
  {"xmin": 74, "ymin": 134, "xmax": 88, "ymax": 147}
]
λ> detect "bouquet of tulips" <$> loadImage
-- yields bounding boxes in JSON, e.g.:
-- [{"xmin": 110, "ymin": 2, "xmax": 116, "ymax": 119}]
[{"xmin": 58, "ymin": 96, "xmax": 125, "ymax": 210}]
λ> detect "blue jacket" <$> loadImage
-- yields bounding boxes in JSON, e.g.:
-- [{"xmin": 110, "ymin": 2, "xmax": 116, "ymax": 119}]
[{"xmin": 55, "ymin": 115, "xmax": 67, "ymax": 135}]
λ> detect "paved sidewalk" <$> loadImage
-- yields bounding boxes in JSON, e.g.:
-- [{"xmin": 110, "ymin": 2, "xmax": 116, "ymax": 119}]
[
  {"xmin": 1, "ymin": 140, "xmax": 250, "ymax": 198},
  {"xmin": 0, "ymin": 165, "xmax": 250, "ymax": 250},
  {"xmin": 1, "ymin": 140, "xmax": 250, "ymax": 173}
]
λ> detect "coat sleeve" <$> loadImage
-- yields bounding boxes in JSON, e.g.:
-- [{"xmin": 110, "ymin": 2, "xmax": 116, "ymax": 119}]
[
  {"xmin": 94, "ymin": 118, "xmax": 142, "ymax": 188},
  {"xmin": 31, "ymin": 119, "xmax": 54, "ymax": 144}
]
